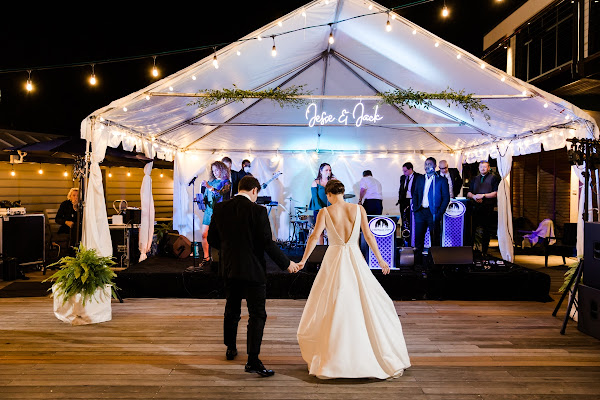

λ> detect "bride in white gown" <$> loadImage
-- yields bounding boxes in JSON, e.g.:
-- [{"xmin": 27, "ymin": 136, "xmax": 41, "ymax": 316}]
[{"xmin": 296, "ymin": 179, "xmax": 411, "ymax": 379}]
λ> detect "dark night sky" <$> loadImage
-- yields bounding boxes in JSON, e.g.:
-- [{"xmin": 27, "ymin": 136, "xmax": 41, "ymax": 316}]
[{"xmin": 0, "ymin": 0, "xmax": 528, "ymax": 137}]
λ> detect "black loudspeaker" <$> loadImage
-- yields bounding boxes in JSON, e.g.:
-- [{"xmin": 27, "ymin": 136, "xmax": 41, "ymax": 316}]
[
  {"xmin": 429, "ymin": 246, "xmax": 474, "ymax": 265},
  {"xmin": 578, "ymin": 284, "xmax": 600, "ymax": 340},
  {"xmin": 584, "ymin": 222, "xmax": 600, "ymax": 290},
  {"xmin": 397, "ymin": 247, "xmax": 415, "ymax": 267},
  {"xmin": 162, "ymin": 233, "xmax": 191, "ymax": 259},
  {"xmin": 1, "ymin": 257, "xmax": 18, "ymax": 281},
  {"xmin": 0, "ymin": 214, "xmax": 45, "ymax": 266},
  {"xmin": 305, "ymin": 245, "xmax": 328, "ymax": 271}
]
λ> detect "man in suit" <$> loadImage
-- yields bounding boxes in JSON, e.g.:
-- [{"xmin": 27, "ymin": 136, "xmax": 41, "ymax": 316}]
[
  {"xmin": 223, "ymin": 157, "xmax": 253, "ymax": 197},
  {"xmin": 438, "ymin": 160, "xmax": 463, "ymax": 199},
  {"xmin": 397, "ymin": 162, "xmax": 422, "ymax": 236},
  {"xmin": 208, "ymin": 176, "xmax": 300, "ymax": 377},
  {"xmin": 411, "ymin": 157, "xmax": 450, "ymax": 265}
]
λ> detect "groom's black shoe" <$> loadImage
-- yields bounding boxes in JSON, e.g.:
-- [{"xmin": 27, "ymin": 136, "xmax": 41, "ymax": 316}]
[
  {"xmin": 245, "ymin": 359, "xmax": 275, "ymax": 377},
  {"xmin": 226, "ymin": 348, "xmax": 238, "ymax": 360}
]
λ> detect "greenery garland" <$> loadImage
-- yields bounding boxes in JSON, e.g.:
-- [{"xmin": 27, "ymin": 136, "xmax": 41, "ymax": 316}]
[
  {"xmin": 378, "ymin": 87, "xmax": 491, "ymax": 122},
  {"xmin": 190, "ymin": 84, "xmax": 312, "ymax": 109},
  {"xmin": 189, "ymin": 85, "xmax": 491, "ymax": 121}
]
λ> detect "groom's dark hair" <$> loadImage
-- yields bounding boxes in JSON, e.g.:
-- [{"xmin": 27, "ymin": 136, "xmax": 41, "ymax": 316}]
[
  {"xmin": 325, "ymin": 179, "xmax": 345, "ymax": 195},
  {"xmin": 238, "ymin": 176, "xmax": 261, "ymax": 193}
]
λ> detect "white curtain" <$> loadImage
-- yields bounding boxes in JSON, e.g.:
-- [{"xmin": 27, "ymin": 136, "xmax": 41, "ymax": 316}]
[
  {"xmin": 81, "ymin": 118, "xmax": 112, "ymax": 257},
  {"xmin": 138, "ymin": 161, "xmax": 155, "ymax": 262},
  {"xmin": 495, "ymin": 145, "xmax": 514, "ymax": 262},
  {"xmin": 572, "ymin": 163, "xmax": 592, "ymax": 257}
]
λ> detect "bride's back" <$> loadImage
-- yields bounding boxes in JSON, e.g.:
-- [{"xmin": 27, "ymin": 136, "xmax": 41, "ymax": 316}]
[{"xmin": 325, "ymin": 203, "xmax": 358, "ymax": 242}]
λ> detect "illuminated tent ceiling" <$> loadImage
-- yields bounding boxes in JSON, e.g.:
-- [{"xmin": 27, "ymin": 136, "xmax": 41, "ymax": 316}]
[{"xmin": 82, "ymin": 0, "xmax": 597, "ymax": 157}]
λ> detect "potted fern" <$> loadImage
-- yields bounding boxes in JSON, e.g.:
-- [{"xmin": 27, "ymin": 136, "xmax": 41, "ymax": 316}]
[{"xmin": 43, "ymin": 244, "xmax": 119, "ymax": 325}]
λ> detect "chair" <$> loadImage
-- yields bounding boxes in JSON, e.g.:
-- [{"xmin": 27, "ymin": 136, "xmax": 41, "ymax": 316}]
[
  {"xmin": 543, "ymin": 222, "xmax": 577, "ymax": 268},
  {"xmin": 43, "ymin": 208, "xmax": 70, "ymax": 274}
]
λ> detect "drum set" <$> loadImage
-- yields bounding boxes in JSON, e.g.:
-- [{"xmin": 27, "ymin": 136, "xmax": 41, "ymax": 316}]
[{"xmin": 283, "ymin": 194, "xmax": 356, "ymax": 248}]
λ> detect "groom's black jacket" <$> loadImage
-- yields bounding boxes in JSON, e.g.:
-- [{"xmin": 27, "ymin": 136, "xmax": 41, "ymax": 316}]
[{"xmin": 208, "ymin": 195, "xmax": 290, "ymax": 284}]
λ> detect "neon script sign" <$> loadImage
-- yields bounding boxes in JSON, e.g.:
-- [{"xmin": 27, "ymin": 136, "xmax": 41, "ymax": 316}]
[{"xmin": 305, "ymin": 102, "xmax": 383, "ymax": 128}]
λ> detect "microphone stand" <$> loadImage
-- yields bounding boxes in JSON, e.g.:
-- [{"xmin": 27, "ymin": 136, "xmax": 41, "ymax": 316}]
[{"xmin": 190, "ymin": 177, "xmax": 199, "ymax": 271}]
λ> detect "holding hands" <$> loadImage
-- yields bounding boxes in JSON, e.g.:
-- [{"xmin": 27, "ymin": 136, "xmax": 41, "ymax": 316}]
[{"xmin": 287, "ymin": 261, "xmax": 305, "ymax": 274}]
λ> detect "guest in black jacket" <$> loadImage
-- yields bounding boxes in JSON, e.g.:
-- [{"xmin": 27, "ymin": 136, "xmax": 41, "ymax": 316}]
[
  {"xmin": 222, "ymin": 157, "xmax": 252, "ymax": 196},
  {"xmin": 438, "ymin": 160, "xmax": 463, "ymax": 198},
  {"xmin": 208, "ymin": 176, "xmax": 300, "ymax": 377},
  {"xmin": 55, "ymin": 188, "xmax": 80, "ymax": 247}
]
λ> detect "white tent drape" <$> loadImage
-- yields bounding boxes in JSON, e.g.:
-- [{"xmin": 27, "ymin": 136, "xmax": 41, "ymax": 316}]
[
  {"xmin": 81, "ymin": 119, "xmax": 112, "ymax": 257},
  {"xmin": 494, "ymin": 145, "xmax": 514, "ymax": 262},
  {"xmin": 138, "ymin": 161, "xmax": 155, "ymax": 262}
]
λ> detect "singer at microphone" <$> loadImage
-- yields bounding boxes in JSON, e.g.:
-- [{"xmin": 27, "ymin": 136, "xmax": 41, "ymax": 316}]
[{"xmin": 188, "ymin": 176, "xmax": 197, "ymax": 186}]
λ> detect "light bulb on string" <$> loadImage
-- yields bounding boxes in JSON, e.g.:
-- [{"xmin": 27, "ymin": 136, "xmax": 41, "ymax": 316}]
[
  {"xmin": 25, "ymin": 70, "xmax": 33, "ymax": 92},
  {"xmin": 271, "ymin": 36, "xmax": 277, "ymax": 57},
  {"xmin": 328, "ymin": 23, "xmax": 334, "ymax": 44},
  {"xmin": 10, "ymin": 165, "xmax": 15, "ymax": 177},
  {"xmin": 442, "ymin": 1, "xmax": 449, "ymax": 18},
  {"xmin": 108, "ymin": 169, "xmax": 112, "ymax": 178},
  {"xmin": 89, "ymin": 64, "xmax": 97, "ymax": 86},
  {"xmin": 385, "ymin": 14, "xmax": 391, "ymax": 32},
  {"xmin": 151, "ymin": 56, "xmax": 159, "ymax": 77},
  {"xmin": 127, "ymin": 169, "xmax": 131, "ymax": 177},
  {"xmin": 63, "ymin": 165, "xmax": 68, "ymax": 177},
  {"xmin": 38, "ymin": 164, "xmax": 43, "ymax": 175},
  {"xmin": 212, "ymin": 48, "xmax": 219, "ymax": 69},
  {"xmin": 159, "ymin": 170, "xmax": 164, "ymax": 178}
]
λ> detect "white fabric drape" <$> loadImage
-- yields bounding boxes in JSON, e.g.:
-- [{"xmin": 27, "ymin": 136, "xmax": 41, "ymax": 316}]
[
  {"xmin": 138, "ymin": 161, "xmax": 155, "ymax": 262},
  {"xmin": 81, "ymin": 118, "xmax": 112, "ymax": 257},
  {"xmin": 572, "ymin": 164, "xmax": 592, "ymax": 257},
  {"xmin": 495, "ymin": 146, "xmax": 514, "ymax": 262}
]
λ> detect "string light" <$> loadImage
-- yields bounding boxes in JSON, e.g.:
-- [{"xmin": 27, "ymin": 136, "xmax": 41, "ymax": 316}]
[
  {"xmin": 89, "ymin": 64, "xmax": 97, "ymax": 85},
  {"xmin": 328, "ymin": 24, "xmax": 335, "ymax": 44},
  {"xmin": 25, "ymin": 70, "xmax": 33, "ymax": 92},
  {"xmin": 108, "ymin": 169, "xmax": 112, "ymax": 178},
  {"xmin": 271, "ymin": 37, "xmax": 277, "ymax": 57},
  {"xmin": 38, "ymin": 164, "xmax": 43, "ymax": 175},
  {"xmin": 212, "ymin": 48, "xmax": 219, "ymax": 69},
  {"xmin": 127, "ymin": 169, "xmax": 131, "ymax": 177},
  {"xmin": 412, "ymin": 29, "xmax": 417, "ymax": 35},
  {"xmin": 159, "ymin": 170, "xmax": 164, "ymax": 178},
  {"xmin": 63, "ymin": 165, "xmax": 68, "ymax": 177},
  {"xmin": 10, "ymin": 165, "xmax": 15, "ymax": 177},
  {"xmin": 385, "ymin": 14, "xmax": 392, "ymax": 32},
  {"xmin": 151, "ymin": 56, "xmax": 159, "ymax": 77},
  {"xmin": 456, "ymin": 54, "xmax": 461, "ymax": 59},
  {"xmin": 442, "ymin": 1, "xmax": 449, "ymax": 17}
]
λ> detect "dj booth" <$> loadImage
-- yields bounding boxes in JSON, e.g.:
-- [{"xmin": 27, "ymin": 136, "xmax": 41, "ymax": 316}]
[{"xmin": 363, "ymin": 198, "xmax": 470, "ymax": 270}]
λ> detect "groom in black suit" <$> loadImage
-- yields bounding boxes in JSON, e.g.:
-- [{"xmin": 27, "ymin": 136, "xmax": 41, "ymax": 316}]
[
  {"xmin": 208, "ymin": 176, "xmax": 299, "ymax": 377},
  {"xmin": 411, "ymin": 157, "xmax": 450, "ymax": 265}
]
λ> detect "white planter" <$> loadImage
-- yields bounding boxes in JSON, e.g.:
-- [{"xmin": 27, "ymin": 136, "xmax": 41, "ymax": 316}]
[{"xmin": 52, "ymin": 284, "xmax": 112, "ymax": 325}]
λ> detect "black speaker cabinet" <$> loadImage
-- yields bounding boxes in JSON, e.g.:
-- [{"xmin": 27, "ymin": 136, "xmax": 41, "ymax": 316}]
[
  {"xmin": 109, "ymin": 225, "xmax": 140, "ymax": 267},
  {"xmin": 305, "ymin": 245, "xmax": 328, "ymax": 272},
  {"xmin": 429, "ymin": 246, "xmax": 474, "ymax": 265},
  {"xmin": 0, "ymin": 214, "xmax": 45, "ymax": 266},
  {"xmin": 124, "ymin": 208, "xmax": 142, "ymax": 225},
  {"xmin": 578, "ymin": 284, "xmax": 600, "ymax": 340},
  {"xmin": 584, "ymin": 222, "xmax": 600, "ymax": 290}
]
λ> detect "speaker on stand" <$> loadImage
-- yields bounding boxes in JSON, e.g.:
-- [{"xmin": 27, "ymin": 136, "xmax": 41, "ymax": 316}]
[{"xmin": 579, "ymin": 222, "xmax": 600, "ymax": 339}]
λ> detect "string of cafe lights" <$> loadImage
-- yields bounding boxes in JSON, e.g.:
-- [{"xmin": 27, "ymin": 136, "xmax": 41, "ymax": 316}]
[
  {"xmin": 7, "ymin": 162, "xmax": 169, "ymax": 178},
  {"xmin": 0, "ymin": 0, "xmax": 514, "ymax": 92}
]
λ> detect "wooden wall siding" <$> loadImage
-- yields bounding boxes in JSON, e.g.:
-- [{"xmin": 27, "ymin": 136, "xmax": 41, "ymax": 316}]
[
  {"xmin": 0, "ymin": 162, "xmax": 78, "ymax": 213},
  {"xmin": 511, "ymin": 148, "xmax": 571, "ymax": 237},
  {"xmin": 103, "ymin": 166, "xmax": 173, "ymax": 220}
]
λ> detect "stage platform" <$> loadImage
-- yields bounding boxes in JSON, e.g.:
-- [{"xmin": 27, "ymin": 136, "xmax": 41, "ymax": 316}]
[{"xmin": 115, "ymin": 248, "xmax": 552, "ymax": 302}]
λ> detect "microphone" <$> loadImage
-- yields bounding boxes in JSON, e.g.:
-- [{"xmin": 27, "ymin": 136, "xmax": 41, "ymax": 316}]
[{"xmin": 188, "ymin": 176, "xmax": 197, "ymax": 186}]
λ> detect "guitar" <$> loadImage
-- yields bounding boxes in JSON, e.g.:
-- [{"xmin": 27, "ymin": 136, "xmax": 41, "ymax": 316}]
[{"xmin": 261, "ymin": 171, "xmax": 283, "ymax": 189}]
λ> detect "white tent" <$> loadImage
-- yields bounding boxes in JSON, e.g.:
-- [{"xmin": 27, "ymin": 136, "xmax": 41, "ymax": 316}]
[{"xmin": 81, "ymin": 0, "xmax": 598, "ymax": 263}]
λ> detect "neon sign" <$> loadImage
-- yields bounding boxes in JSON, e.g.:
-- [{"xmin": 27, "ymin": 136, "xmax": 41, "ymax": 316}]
[{"xmin": 305, "ymin": 102, "xmax": 383, "ymax": 128}]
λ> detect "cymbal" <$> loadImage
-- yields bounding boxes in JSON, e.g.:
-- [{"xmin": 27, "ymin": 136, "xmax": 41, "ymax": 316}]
[{"xmin": 343, "ymin": 194, "xmax": 356, "ymax": 199}]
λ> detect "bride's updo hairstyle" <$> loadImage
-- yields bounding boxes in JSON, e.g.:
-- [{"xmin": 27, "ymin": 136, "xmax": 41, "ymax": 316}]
[{"xmin": 325, "ymin": 179, "xmax": 345, "ymax": 195}]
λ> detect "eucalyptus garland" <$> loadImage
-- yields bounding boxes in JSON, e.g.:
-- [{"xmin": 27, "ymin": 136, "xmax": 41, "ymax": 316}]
[
  {"xmin": 379, "ymin": 87, "xmax": 491, "ymax": 122},
  {"xmin": 189, "ymin": 84, "xmax": 491, "ymax": 121},
  {"xmin": 190, "ymin": 84, "xmax": 312, "ymax": 109}
]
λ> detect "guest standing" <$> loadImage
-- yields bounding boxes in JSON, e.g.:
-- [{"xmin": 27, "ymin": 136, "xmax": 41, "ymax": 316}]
[
  {"xmin": 438, "ymin": 160, "xmax": 463, "ymax": 199},
  {"xmin": 358, "ymin": 170, "xmax": 383, "ymax": 215},
  {"xmin": 467, "ymin": 160, "xmax": 500, "ymax": 256},
  {"xmin": 223, "ymin": 157, "xmax": 252, "ymax": 196},
  {"xmin": 397, "ymin": 162, "xmax": 421, "ymax": 238}
]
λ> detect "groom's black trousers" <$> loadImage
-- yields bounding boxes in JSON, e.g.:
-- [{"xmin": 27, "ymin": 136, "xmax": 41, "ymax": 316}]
[{"xmin": 223, "ymin": 278, "xmax": 267, "ymax": 356}]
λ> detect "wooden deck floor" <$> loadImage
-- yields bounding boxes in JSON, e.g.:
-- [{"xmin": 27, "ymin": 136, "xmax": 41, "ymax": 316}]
[{"xmin": 1, "ymin": 289, "xmax": 599, "ymax": 399}]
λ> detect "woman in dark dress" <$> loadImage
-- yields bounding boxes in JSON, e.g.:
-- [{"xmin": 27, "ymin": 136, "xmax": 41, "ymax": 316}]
[{"xmin": 55, "ymin": 188, "xmax": 79, "ymax": 248}]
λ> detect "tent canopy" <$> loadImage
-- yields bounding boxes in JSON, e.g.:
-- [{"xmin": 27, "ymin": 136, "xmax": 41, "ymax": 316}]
[{"xmin": 83, "ymin": 0, "xmax": 597, "ymax": 156}]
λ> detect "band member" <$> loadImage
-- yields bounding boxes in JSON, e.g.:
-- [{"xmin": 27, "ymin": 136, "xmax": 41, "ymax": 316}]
[
  {"xmin": 222, "ymin": 157, "xmax": 252, "ymax": 196},
  {"xmin": 411, "ymin": 157, "xmax": 450, "ymax": 264},
  {"xmin": 309, "ymin": 163, "xmax": 336, "ymax": 244},
  {"xmin": 358, "ymin": 170, "xmax": 383, "ymax": 215},
  {"xmin": 467, "ymin": 160, "xmax": 500, "ymax": 256},
  {"xmin": 397, "ymin": 162, "xmax": 421, "ymax": 238},
  {"xmin": 197, "ymin": 161, "xmax": 231, "ymax": 269},
  {"xmin": 438, "ymin": 160, "xmax": 463, "ymax": 199}
]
